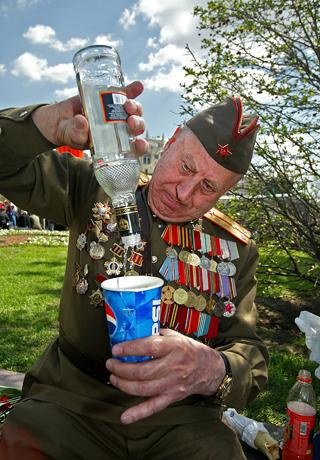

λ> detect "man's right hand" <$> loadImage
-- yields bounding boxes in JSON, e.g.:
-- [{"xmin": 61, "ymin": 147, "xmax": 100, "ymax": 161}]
[{"xmin": 32, "ymin": 81, "xmax": 148, "ymax": 154}]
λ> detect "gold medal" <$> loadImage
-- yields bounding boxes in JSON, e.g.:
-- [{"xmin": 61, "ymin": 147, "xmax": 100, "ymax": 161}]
[
  {"xmin": 186, "ymin": 290, "xmax": 197, "ymax": 308},
  {"xmin": 178, "ymin": 250, "xmax": 191, "ymax": 263},
  {"xmin": 194, "ymin": 294, "xmax": 207, "ymax": 311},
  {"xmin": 161, "ymin": 285, "xmax": 175, "ymax": 304},
  {"xmin": 188, "ymin": 253, "xmax": 201, "ymax": 267},
  {"xmin": 209, "ymin": 259, "xmax": 218, "ymax": 272},
  {"xmin": 173, "ymin": 287, "xmax": 188, "ymax": 305}
]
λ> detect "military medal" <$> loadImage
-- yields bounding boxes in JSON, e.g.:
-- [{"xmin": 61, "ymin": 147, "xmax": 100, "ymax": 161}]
[
  {"xmin": 89, "ymin": 241, "xmax": 105, "ymax": 260},
  {"xmin": 76, "ymin": 277, "xmax": 88, "ymax": 295},
  {"xmin": 200, "ymin": 255, "xmax": 211, "ymax": 271},
  {"xmin": 223, "ymin": 300, "xmax": 236, "ymax": 317},
  {"xmin": 104, "ymin": 257, "xmax": 123, "ymax": 276},
  {"xmin": 186, "ymin": 290, "xmax": 197, "ymax": 308},
  {"xmin": 206, "ymin": 296, "xmax": 218, "ymax": 315},
  {"xmin": 130, "ymin": 251, "xmax": 143, "ymax": 267},
  {"xmin": 98, "ymin": 232, "xmax": 109, "ymax": 243},
  {"xmin": 212, "ymin": 299, "xmax": 226, "ymax": 317},
  {"xmin": 217, "ymin": 261, "xmax": 231, "ymax": 276},
  {"xmin": 159, "ymin": 248, "xmax": 179, "ymax": 282},
  {"xmin": 194, "ymin": 294, "xmax": 207, "ymax": 312},
  {"xmin": 89, "ymin": 288, "xmax": 104, "ymax": 307},
  {"xmin": 226, "ymin": 261, "xmax": 237, "ymax": 276},
  {"xmin": 178, "ymin": 250, "xmax": 191, "ymax": 263},
  {"xmin": 110, "ymin": 243, "xmax": 125, "ymax": 258},
  {"xmin": 161, "ymin": 285, "xmax": 175, "ymax": 305},
  {"xmin": 188, "ymin": 253, "xmax": 201, "ymax": 267},
  {"xmin": 92, "ymin": 202, "xmax": 112, "ymax": 223},
  {"xmin": 76, "ymin": 233, "xmax": 87, "ymax": 251},
  {"xmin": 173, "ymin": 287, "xmax": 188, "ymax": 305},
  {"xmin": 209, "ymin": 259, "xmax": 218, "ymax": 272}
]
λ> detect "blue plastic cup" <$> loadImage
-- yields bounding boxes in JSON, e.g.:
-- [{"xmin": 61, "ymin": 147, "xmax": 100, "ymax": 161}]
[{"xmin": 101, "ymin": 276, "xmax": 164, "ymax": 362}]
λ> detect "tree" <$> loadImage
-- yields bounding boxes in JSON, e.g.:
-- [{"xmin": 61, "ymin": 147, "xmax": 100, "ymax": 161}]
[{"xmin": 182, "ymin": 0, "xmax": 320, "ymax": 288}]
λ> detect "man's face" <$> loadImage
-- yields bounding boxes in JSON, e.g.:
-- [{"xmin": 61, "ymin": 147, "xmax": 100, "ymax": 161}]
[{"xmin": 148, "ymin": 127, "xmax": 241, "ymax": 223}]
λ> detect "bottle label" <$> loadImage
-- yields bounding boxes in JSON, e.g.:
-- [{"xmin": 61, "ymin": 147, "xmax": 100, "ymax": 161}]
[
  {"xmin": 283, "ymin": 407, "xmax": 316, "ymax": 456},
  {"xmin": 115, "ymin": 205, "xmax": 141, "ymax": 237},
  {"xmin": 100, "ymin": 91, "xmax": 127, "ymax": 123}
]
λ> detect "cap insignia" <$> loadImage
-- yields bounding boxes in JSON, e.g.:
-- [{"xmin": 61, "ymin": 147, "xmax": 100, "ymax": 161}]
[{"xmin": 216, "ymin": 144, "xmax": 232, "ymax": 157}]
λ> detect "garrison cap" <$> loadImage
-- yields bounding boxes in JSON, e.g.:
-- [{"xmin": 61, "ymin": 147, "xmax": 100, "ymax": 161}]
[{"xmin": 186, "ymin": 96, "xmax": 259, "ymax": 174}]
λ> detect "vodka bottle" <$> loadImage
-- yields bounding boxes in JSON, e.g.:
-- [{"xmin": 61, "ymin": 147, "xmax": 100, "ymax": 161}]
[
  {"xmin": 73, "ymin": 45, "xmax": 141, "ymax": 248},
  {"xmin": 282, "ymin": 369, "xmax": 317, "ymax": 460}
]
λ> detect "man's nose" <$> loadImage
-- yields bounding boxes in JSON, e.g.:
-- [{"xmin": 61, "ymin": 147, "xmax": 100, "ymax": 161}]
[{"xmin": 176, "ymin": 179, "xmax": 197, "ymax": 202}]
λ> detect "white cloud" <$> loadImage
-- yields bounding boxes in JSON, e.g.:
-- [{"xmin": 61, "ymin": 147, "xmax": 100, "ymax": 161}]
[
  {"xmin": 23, "ymin": 24, "xmax": 89, "ymax": 52},
  {"xmin": 54, "ymin": 87, "xmax": 78, "ymax": 99},
  {"xmin": 11, "ymin": 52, "xmax": 74, "ymax": 83},
  {"xmin": 94, "ymin": 35, "xmax": 123, "ymax": 47},
  {"xmin": 120, "ymin": 1, "xmax": 208, "ymax": 94},
  {"xmin": 143, "ymin": 65, "xmax": 186, "ymax": 92},
  {"xmin": 139, "ymin": 44, "xmax": 187, "ymax": 71},
  {"xmin": 119, "ymin": 6, "xmax": 138, "ymax": 30},
  {"xmin": 147, "ymin": 37, "xmax": 159, "ymax": 49},
  {"xmin": 0, "ymin": 64, "xmax": 6, "ymax": 75}
]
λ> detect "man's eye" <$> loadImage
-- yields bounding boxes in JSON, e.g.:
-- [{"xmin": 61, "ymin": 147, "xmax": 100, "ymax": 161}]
[
  {"xmin": 202, "ymin": 181, "xmax": 215, "ymax": 193},
  {"xmin": 182, "ymin": 163, "xmax": 193, "ymax": 174}
]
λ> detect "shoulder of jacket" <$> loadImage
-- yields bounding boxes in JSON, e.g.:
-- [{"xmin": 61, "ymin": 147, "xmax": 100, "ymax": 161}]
[
  {"xmin": 138, "ymin": 171, "xmax": 151, "ymax": 187},
  {"xmin": 204, "ymin": 207, "xmax": 251, "ymax": 245},
  {"xmin": 0, "ymin": 104, "xmax": 48, "ymax": 122}
]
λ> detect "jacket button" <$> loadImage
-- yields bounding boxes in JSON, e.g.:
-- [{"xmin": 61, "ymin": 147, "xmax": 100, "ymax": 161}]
[{"xmin": 152, "ymin": 256, "xmax": 158, "ymax": 264}]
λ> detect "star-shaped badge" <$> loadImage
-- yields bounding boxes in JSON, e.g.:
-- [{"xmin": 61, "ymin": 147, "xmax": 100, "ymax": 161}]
[{"xmin": 216, "ymin": 144, "xmax": 232, "ymax": 157}]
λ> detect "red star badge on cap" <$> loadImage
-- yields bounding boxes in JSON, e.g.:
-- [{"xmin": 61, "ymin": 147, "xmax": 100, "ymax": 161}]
[{"xmin": 216, "ymin": 144, "xmax": 232, "ymax": 157}]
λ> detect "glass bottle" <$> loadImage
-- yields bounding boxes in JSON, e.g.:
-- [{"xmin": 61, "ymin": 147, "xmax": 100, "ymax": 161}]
[
  {"xmin": 73, "ymin": 45, "xmax": 141, "ymax": 248},
  {"xmin": 282, "ymin": 369, "xmax": 317, "ymax": 460}
]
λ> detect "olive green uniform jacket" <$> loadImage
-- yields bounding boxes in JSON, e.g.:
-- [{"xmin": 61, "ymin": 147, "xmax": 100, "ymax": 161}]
[{"xmin": 0, "ymin": 106, "xmax": 268, "ymax": 427}]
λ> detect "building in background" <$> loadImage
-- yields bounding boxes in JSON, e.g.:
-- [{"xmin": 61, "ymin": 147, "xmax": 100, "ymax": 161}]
[{"xmin": 139, "ymin": 131, "xmax": 166, "ymax": 175}]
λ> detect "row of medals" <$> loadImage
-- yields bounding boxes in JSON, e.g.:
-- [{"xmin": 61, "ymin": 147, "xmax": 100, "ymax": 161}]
[
  {"xmin": 160, "ymin": 246, "xmax": 237, "ymax": 319},
  {"xmin": 75, "ymin": 203, "xmax": 237, "ymax": 318}
]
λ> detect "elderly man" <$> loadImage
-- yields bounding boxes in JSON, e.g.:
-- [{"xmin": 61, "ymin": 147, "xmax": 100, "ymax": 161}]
[{"xmin": 0, "ymin": 81, "xmax": 268, "ymax": 460}]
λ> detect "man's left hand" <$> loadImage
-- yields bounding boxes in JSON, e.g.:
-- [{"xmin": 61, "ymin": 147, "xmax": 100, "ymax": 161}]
[{"xmin": 105, "ymin": 329, "xmax": 226, "ymax": 424}]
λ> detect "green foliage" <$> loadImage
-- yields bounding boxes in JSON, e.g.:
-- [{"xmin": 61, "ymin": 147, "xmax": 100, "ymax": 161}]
[{"xmin": 183, "ymin": 0, "xmax": 320, "ymax": 284}]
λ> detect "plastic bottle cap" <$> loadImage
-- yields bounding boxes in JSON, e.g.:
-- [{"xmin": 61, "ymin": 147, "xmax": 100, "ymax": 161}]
[{"xmin": 297, "ymin": 369, "xmax": 312, "ymax": 383}]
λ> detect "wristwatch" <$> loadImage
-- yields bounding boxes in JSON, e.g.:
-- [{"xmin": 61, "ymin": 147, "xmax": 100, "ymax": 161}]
[{"xmin": 215, "ymin": 352, "xmax": 233, "ymax": 403}]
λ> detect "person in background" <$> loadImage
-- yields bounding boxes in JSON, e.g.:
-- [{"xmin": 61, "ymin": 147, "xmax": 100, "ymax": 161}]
[{"xmin": 0, "ymin": 81, "xmax": 268, "ymax": 460}]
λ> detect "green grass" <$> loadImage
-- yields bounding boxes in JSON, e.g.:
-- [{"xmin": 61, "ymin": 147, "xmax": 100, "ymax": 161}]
[
  {"xmin": 244, "ymin": 351, "xmax": 320, "ymax": 425},
  {"xmin": 0, "ymin": 244, "xmax": 67, "ymax": 371}
]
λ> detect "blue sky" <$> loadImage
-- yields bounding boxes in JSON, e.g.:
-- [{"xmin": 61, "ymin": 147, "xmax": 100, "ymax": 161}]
[{"xmin": 0, "ymin": 0, "xmax": 207, "ymax": 138}]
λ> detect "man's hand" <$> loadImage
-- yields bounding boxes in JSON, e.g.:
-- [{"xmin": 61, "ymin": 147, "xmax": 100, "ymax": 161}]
[
  {"xmin": 32, "ymin": 81, "xmax": 148, "ymax": 154},
  {"xmin": 105, "ymin": 329, "xmax": 226, "ymax": 424}
]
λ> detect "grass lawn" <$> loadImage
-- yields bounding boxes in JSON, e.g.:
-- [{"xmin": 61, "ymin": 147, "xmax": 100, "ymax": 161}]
[
  {"xmin": 0, "ymin": 243, "xmax": 66, "ymax": 370},
  {"xmin": 0, "ymin": 232, "xmax": 319, "ymax": 426}
]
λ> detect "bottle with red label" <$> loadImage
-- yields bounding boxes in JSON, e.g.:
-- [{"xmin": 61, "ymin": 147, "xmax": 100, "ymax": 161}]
[{"xmin": 282, "ymin": 369, "xmax": 317, "ymax": 460}]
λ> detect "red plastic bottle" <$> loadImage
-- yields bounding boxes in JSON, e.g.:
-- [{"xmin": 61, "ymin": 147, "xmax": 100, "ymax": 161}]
[{"xmin": 282, "ymin": 370, "xmax": 317, "ymax": 460}]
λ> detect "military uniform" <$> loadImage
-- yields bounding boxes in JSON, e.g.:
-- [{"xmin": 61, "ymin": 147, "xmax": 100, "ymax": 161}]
[{"xmin": 0, "ymin": 106, "xmax": 268, "ymax": 459}]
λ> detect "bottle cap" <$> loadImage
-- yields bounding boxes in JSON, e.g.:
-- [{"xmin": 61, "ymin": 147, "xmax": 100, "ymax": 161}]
[{"xmin": 297, "ymin": 369, "xmax": 312, "ymax": 383}]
